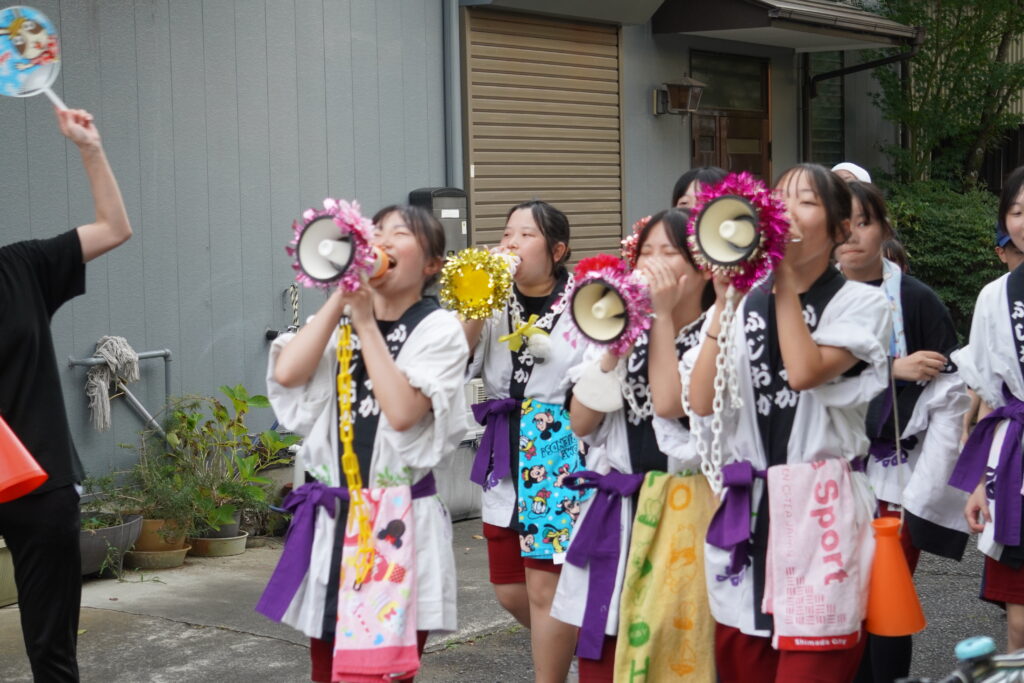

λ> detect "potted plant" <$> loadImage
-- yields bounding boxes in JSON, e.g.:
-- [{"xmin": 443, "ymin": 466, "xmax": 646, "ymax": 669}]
[
  {"xmin": 79, "ymin": 476, "xmax": 143, "ymax": 577},
  {"xmin": 125, "ymin": 451, "xmax": 197, "ymax": 551},
  {"xmin": 159, "ymin": 385, "xmax": 296, "ymax": 557}
]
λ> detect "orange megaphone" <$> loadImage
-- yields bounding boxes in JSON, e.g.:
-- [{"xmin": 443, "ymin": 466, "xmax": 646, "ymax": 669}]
[
  {"xmin": 865, "ymin": 517, "xmax": 926, "ymax": 636},
  {"xmin": 0, "ymin": 415, "xmax": 48, "ymax": 503}
]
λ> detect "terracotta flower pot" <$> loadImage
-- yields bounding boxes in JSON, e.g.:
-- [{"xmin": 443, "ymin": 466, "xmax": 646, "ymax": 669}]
[
  {"xmin": 188, "ymin": 532, "xmax": 248, "ymax": 558},
  {"xmin": 132, "ymin": 519, "xmax": 186, "ymax": 552},
  {"xmin": 124, "ymin": 545, "xmax": 191, "ymax": 570}
]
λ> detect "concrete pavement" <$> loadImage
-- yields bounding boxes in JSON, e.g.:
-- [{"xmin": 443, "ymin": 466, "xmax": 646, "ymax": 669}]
[
  {"xmin": 0, "ymin": 519, "xmax": 1012, "ymax": 682},
  {"xmin": 0, "ymin": 519, "xmax": 527, "ymax": 683}
]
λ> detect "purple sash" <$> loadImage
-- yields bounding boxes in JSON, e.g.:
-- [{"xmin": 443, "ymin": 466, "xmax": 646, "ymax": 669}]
[
  {"xmin": 949, "ymin": 385, "xmax": 1024, "ymax": 547},
  {"xmin": 706, "ymin": 462, "xmax": 766, "ymax": 576},
  {"xmin": 564, "ymin": 470, "xmax": 645, "ymax": 660},
  {"xmin": 255, "ymin": 473, "xmax": 438, "ymax": 623},
  {"xmin": 469, "ymin": 397, "xmax": 519, "ymax": 490}
]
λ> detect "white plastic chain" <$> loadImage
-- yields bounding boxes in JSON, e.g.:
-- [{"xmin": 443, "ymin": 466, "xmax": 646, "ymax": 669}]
[{"xmin": 697, "ymin": 285, "xmax": 742, "ymax": 495}]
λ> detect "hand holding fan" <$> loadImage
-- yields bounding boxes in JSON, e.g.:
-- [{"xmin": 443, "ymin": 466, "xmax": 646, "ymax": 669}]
[{"xmin": 0, "ymin": 6, "xmax": 65, "ymax": 109}]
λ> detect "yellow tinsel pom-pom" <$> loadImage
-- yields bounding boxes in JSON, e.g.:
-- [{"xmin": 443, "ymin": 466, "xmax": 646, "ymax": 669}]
[{"xmin": 439, "ymin": 247, "xmax": 515, "ymax": 320}]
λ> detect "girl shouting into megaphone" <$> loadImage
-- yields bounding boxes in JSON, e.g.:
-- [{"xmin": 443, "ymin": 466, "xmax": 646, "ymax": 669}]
[
  {"xmin": 461, "ymin": 200, "xmax": 588, "ymax": 683},
  {"xmin": 554, "ymin": 208, "xmax": 717, "ymax": 681},
  {"xmin": 686, "ymin": 164, "xmax": 891, "ymax": 683},
  {"xmin": 263, "ymin": 205, "xmax": 468, "ymax": 683}
]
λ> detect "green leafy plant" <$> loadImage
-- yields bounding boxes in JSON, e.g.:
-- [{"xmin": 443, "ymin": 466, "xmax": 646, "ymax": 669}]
[
  {"xmin": 855, "ymin": 0, "xmax": 1024, "ymax": 184},
  {"xmin": 885, "ymin": 180, "xmax": 1003, "ymax": 337},
  {"xmin": 156, "ymin": 385, "xmax": 298, "ymax": 535}
]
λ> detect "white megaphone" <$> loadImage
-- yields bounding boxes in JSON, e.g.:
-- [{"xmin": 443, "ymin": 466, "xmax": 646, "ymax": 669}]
[
  {"xmin": 570, "ymin": 277, "xmax": 632, "ymax": 345},
  {"xmin": 692, "ymin": 195, "xmax": 761, "ymax": 267},
  {"xmin": 295, "ymin": 215, "xmax": 391, "ymax": 284}
]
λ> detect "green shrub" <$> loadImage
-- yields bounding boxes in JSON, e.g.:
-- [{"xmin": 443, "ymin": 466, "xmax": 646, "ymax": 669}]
[{"xmin": 884, "ymin": 181, "xmax": 1003, "ymax": 339}]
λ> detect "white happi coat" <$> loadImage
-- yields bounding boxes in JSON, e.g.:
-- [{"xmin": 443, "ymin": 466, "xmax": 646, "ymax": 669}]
[
  {"xmin": 549, "ymin": 341, "xmax": 702, "ymax": 636},
  {"xmin": 859, "ymin": 269, "xmax": 970, "ymax": 536},
  {"xmin": 951, "ymin": 272, "xmax": 1024, "ymax": 561},
  {"xmin": 682, "ymin": 280, "xmax": 890, "ymax": 637},
  {"xmin": 879, "ymin": 371, "xmax": 971, "ymax": 537},
  {"xmin": 467, "ymin": 298, "xmax": 585, "ymax": 528},
  {"xmin": 266, "ymin": 307, "xmax": 469, "ymax": 638}
]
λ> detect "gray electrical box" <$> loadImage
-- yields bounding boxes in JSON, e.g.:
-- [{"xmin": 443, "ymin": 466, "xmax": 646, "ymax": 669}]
[{"xmin": 408, "ymin": 187, "xmax": 468, "ymax": 255}]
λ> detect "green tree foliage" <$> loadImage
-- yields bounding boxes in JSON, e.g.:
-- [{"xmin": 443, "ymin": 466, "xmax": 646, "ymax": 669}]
[
  {"xmin": 886, "ymin": 181, "xmax": 1003, "ymax": 337},
  {"xmin": 861, "ymin": 0, "xmax": 1024, "ymax": 184}
]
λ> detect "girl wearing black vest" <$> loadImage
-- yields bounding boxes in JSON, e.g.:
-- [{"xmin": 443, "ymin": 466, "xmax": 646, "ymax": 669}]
[
  {"xmin": 836, "ymin": 180, "xmax": 970, "ymax": 683},
  {"xmin": 463, "ymin": 200, "xmax": 586, "ymax": 683},
  {"xmin": 952, "ymin": 166, "xmax": 1024, "ymax": 654},
  {"xmin": 689, "ymin": 165, "xmax": 890, "ymax": 682},
  {"xmin": 554, "ymin": 208, "xmax": 714, "ymax": 680},
  {"xmin": 264, "ymin": 205, "xmax": 468, "ymax": 682}
]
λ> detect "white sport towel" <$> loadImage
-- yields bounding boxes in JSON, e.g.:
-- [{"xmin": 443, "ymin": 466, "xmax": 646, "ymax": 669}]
[{"xmin": 762, "ymin": 459, "xmax": 875, "ymax": 651}]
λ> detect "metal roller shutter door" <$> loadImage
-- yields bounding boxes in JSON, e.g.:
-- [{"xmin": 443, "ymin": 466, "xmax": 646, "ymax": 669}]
[{"xmin": 463, "ymin": 9, "xmax": 623, "ymax": 262}]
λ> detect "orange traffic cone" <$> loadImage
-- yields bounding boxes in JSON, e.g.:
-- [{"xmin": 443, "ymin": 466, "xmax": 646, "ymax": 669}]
[
  {"xmin": 0, "ymin": 415, "xmax": 48, "ymax": 503},
  {"xmin": 865, "ymin": 517, "xmax": 925, "ymax": 636}
]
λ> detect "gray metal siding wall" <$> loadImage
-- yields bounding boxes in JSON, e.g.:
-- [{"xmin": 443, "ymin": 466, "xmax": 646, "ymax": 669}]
[{"xmin": 0, "ymin": 0, "xmax": 446, "ymax": 478}]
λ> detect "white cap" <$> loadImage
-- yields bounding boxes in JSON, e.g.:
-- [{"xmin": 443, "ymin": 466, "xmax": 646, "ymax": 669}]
[{"xmin": 831, "ymin": 162, "xmax": 872, "ymax": 183}]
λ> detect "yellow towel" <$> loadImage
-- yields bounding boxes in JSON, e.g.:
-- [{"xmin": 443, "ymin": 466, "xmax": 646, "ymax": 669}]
[{"xmin": 614, "ymin": 471, "xmax": 716, "ymax": 682}]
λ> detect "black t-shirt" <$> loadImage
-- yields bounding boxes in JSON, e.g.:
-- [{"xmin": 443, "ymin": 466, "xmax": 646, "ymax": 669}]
[
  {"xmin": 0, "ymin": 230, "xmax": 86, "ymax": 494},
  {"xmin": 517, "ymin": 291, "xmax": 548, "ymax": 318}
]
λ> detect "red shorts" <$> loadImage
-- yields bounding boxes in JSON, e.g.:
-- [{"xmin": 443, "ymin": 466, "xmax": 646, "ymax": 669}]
[
  {"xmin": 482, "ymin": 522, "xmax": 561, "ymax": 584},
  {"xmin": 877, "ymin": 502, "xmax": 921, "ymax": 574},
  {"xmin": 714, "ymin": 623, "xmax": 867, "ymax": 683},
  {"xmin": 982, "ymin": 554, "xmax": 1024, "ymax": 606},
  {"xmin": 311, "ymin": 630, "xmax": 429, "ymax": 682},
  {"xmin": 578, "ymin": 635, "xmax": 616, "ymax": 682}
]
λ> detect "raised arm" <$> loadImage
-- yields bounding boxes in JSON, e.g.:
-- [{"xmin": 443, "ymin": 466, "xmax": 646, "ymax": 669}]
[
  {"xmin": 58, "ymin": 109, "xmax": 132, "ymax": 263},
  {"xmin": 774, "ymin": 264, "xmax": 859, "ymax": 391},
  {"xmin": 462, "ymin": 317, "xmax": 486, "ymax": 351},
  {"xmin": 272, "ymin": 290, "xmax": 346, "ymax": 388},
  {"xmin": 646, "ymin": 258, "xmax": 690, "ymax": 419}
]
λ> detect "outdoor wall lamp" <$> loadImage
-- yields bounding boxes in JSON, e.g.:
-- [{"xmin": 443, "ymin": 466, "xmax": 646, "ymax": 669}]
[{"xmin": 652, "ymin": 76, "xmax": 705, "ymax": 116}]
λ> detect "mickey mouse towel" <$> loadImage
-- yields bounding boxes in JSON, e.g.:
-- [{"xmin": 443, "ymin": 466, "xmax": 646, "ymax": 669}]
[
  {"xmin": 333, "ymin": 486, "xmax": 419, "ymax": 682},
  {"xmin": 516, "ymin": 398, "xmax": 589, "ymax": 561}
]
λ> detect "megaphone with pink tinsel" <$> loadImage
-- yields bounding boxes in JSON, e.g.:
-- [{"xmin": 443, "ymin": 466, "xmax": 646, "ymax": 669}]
[
  {"xmin": 569, "ymin": 254, "xmax": 652, "ymax": 356},
  {"xmin": 286, "ymin": 198, "xmax": 391, "ymax": 292},
  {"xmin": 684, "ymin": 173, "xmax": 789, "ymax": 494},
  {"xmin": 687, "ymin": 172, "xmax": 789, "ymax": 290}
]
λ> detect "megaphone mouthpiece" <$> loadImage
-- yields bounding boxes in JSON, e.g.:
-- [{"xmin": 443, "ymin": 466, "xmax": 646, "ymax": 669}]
[
  {"xmin": 591, "ymin": 288, "xmax": 626, "ymax": 320},
  {"xmin": 318, "ymin": 238, "xmax": 353, "ymax": 267},
  {"xmin": 369, "ymin": 246, "xmax": 394, "ymax": 280}
]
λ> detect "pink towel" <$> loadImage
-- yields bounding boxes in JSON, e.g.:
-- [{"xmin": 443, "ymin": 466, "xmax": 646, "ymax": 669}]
[
  {"xmin": 333, "ymin": 486, "xmax": 419, "ymax": 682},
  {"xmin": 762, "ymin": 459, "xmax": 873, "ymax": 651}
]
